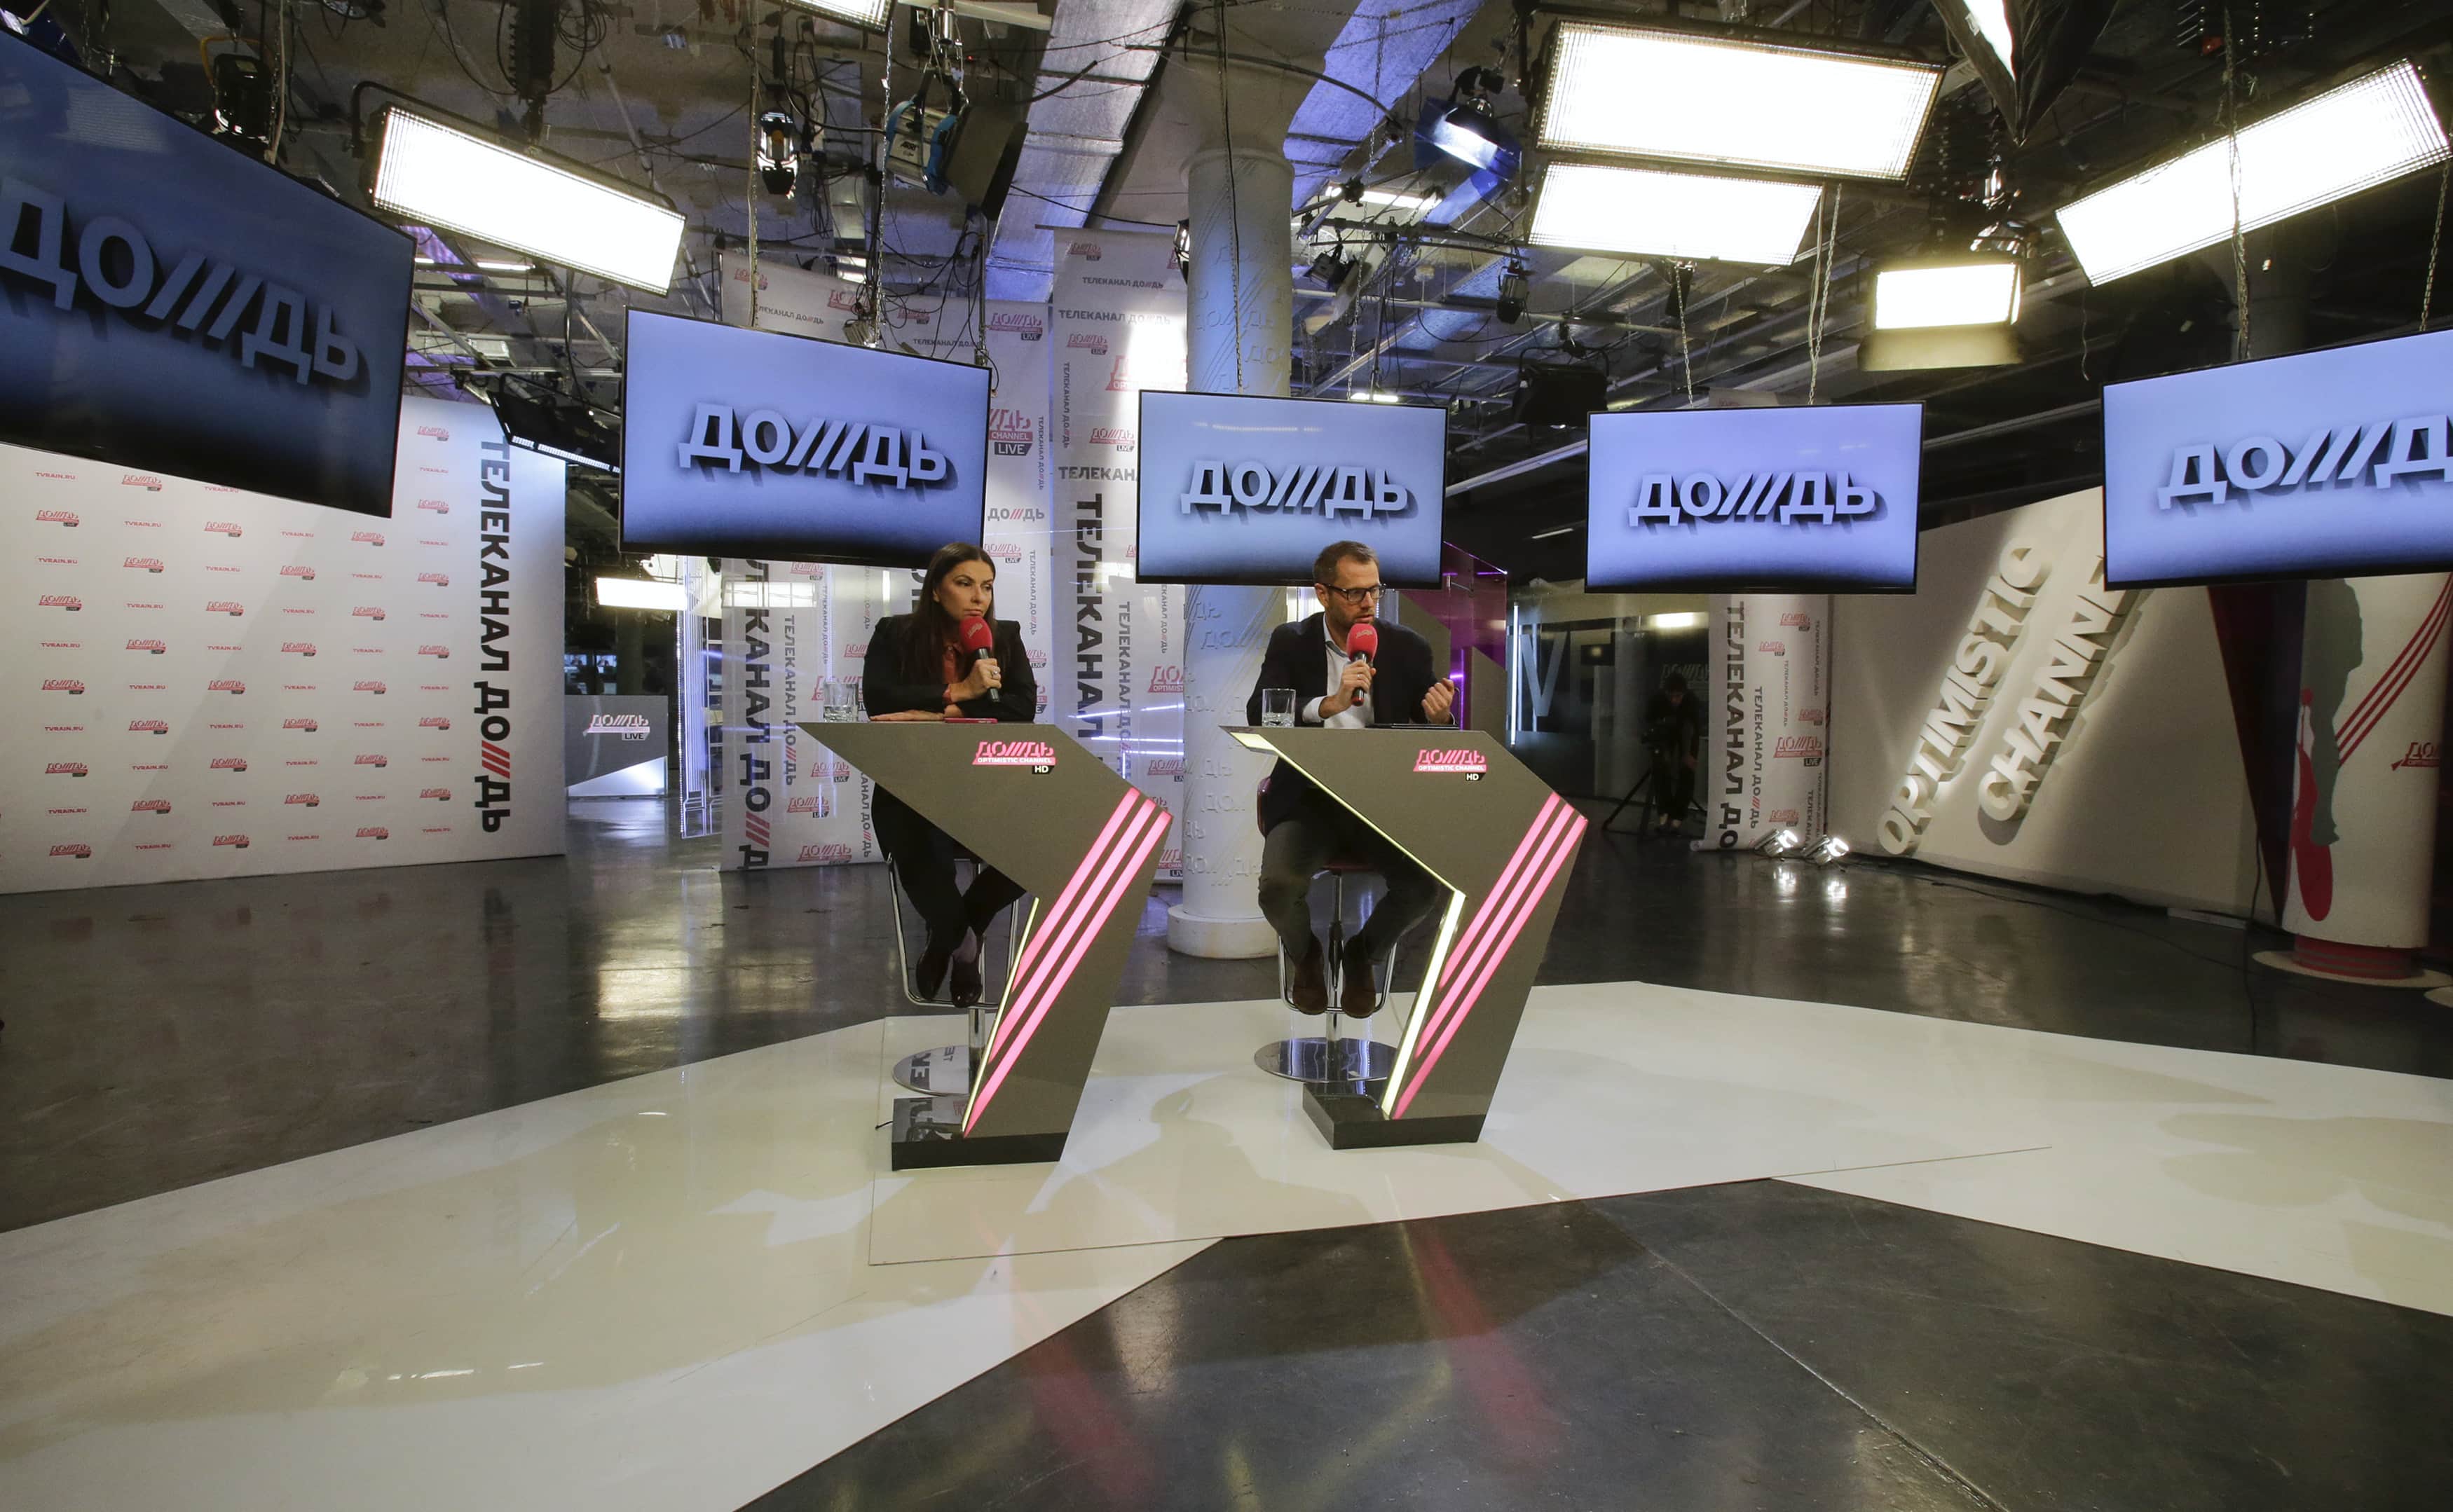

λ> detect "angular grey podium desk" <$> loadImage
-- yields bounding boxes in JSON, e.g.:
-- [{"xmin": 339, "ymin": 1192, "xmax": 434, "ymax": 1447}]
[
  {"xmin": 805, "ymin": 722, "xmax": 1169, "ymax": 1171},
  {"xmin": 1228, "ymin": 726, "xmax": 1588, "ymax": 1150}
]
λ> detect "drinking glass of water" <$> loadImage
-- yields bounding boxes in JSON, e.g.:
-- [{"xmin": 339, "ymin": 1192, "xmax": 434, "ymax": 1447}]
[
  {"xmin": 1261, "ymin": 688, "xmax": 1297, "ymax": 727},
  {"xmin": 821, "ymin": 679, "xmax": 859, "ymax": 722}
]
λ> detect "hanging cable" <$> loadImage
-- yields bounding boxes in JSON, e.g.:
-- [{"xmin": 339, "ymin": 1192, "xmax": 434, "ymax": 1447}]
[
  {"xmin": 2221, "ymin": 8, "xmax": 2251, "ymax": 359},
  {"xmin": 1212, "ymin": 0, "xmax": 1245, "ymax": 393},
  {"xmin": 264, "ymin": 0, "xmax": 291, "ymax": 165},
  {"xmin": 746, "ymin": 50, "xmax": 761, "ymax": 331},
  {"xmin": 2424, "ymin": 162, "xmax": 2449, "ymax": 332}
]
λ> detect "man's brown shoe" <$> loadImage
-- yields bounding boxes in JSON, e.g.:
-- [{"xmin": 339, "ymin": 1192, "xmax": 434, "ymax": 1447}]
[{"xmin": 1289, "ymin": 937, "xmax": 1328, "ymax": 1014}]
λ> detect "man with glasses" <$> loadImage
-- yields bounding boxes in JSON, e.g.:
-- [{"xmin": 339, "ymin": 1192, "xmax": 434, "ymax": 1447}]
[{"xmin": 1245, "ymin": 542, "xmax": 1455, "ymax": 1015}]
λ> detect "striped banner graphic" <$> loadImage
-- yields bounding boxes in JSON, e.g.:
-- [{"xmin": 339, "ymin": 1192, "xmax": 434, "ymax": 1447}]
[
  {"xmin": 963, "ymin": 789, "xmax": 1169, "ymax": 1133},
  {"xmin": 1387, "ymin": 794, "xmax": 1587, "ymax": 1120},
  {"xmin": 2335, "ymin": 575, "xmax": 2453, "ymax": 764}
]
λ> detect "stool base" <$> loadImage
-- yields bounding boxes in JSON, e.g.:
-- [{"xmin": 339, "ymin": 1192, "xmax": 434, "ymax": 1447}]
[
  {"xmin": 1254, "ymin": 1035, "xmax": 1396, "ymax": 1087},
  {"xmin": 1303, "ymin": 1088, "xmax": 1484, "ymax": 1150},
  {"xmin": 889, "ymin": 1095, "xmax": 1066, "ymax": 1170},
  {"xmin": 891, "ymin": 1045, "xmax": 973, "ymax": 1097}
]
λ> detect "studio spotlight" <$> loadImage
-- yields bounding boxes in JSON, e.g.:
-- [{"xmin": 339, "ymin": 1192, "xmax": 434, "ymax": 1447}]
[
  {"xmin": 1861, "ymin": 252, "xmax": 2022, "ymax": 371},
  {"xmin": 1307, "ymin": 245, "xmax": 1355, "ymax": 290},
  {"xmin": 2056, "ymin": 60, "xmax": 2449, "ymax": 285},
  {"xmin": 1754, "ymin": 828, "xmax": 1805, "ymax": 858},
  {"xmin": 1495, "ymin": 260, "xmax": 1529, "ymax": 324},
  {"xmin": 1806, "ymin": 834, "xmax": 1852, "ymax": 866},
  {"xmin": 1418, "ymin": 68, "xmax": 1520, "ymax": 181},
  {"xmin": 756, "ymin": 111, "xmax": 799, "ymax": 198}
]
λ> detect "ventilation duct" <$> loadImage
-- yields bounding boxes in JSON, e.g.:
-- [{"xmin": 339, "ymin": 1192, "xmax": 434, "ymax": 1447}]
[{"xmin": 1929, "ymin": 1, "xmax": 2122, "ymax": 144}]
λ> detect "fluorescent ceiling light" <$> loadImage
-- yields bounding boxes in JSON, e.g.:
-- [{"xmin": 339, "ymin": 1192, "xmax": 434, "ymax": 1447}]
[
  {"xmin": 2058, "ymin": 61, "xmax": 2450, "ymax": 284},
  {"xmin": 1539, "ymin": 20, "xmax": 1941, "ymax": 181},
  {"xmin": 1872, "ymin": 259, "xmax": 2022, "ymax": 329},
  {"xmin": 597, "ymin": 577, "xmax": 686, "ymax": 612},
  {"xmin": 1531, "ymin": 163, "xmax": 1822, "ymax": 266},
  {"xmin": 779, "ymin": 0, "xmax": 889, "ymax": 27},
  {"xmin": 1646, "ymin": 611, "xmax": 1706, "ymax": 629},
  {"xmin": 1360, "ymin": 188, "xmax": 1436, "ymax": 214},
  {"xmin": 1348, "ymin": 390, "xmax": 1402, "ymax": 403},
  {"xmin": 371, "ymin": 109, "xmax": 685, "ymax": 294},
  {"xmin": 476, "ymin": 259, "xmax": 534, "ymax": 273},
  {"xmin": 1528, "ymin": 524, "xmax": 1580, "ymax": 540}
]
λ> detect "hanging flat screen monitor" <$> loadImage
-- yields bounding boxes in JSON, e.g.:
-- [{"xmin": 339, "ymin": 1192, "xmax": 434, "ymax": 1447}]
[
  {"xmin": 0, "ymin": 34, "xmax": 414, "ymax": 516},
  {"xmin": 1134, "ymin": 390, "xmax": 1447, "ymax": 587},
  {"xmin": 620, "ymin": 309, "xmax": 990, "ymax": 568},
  {"xmin": 2102, "ymin": 329, "xmax": 2453, "ymax": 588},
  {"xmin": 1585, "ymin": 402, "xmax": 1922, "ymax": 591}
]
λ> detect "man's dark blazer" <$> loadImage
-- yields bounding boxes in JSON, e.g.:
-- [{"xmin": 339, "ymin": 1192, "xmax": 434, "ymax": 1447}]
[
  {"xmin": 1245, "ymin": 611, "xmax": 1441, "ymax": 833},
  {"xmin": 863, "ymin": 614, "xmax": 1039, "ymax": 722}
]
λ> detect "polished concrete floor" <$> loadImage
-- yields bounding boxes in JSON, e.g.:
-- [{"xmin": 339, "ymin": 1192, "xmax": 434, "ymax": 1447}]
[
  {"xmin": 4, "ymin": 798, "xmax": 2451, "ymax": 1512},
  {"xmin": 764, "ymin": 1181, "xmax": 2453, "ymax": 1512},
  {"xmin": 4, "ymin": 797, "xmax": 2445, "ymax": 1232}
]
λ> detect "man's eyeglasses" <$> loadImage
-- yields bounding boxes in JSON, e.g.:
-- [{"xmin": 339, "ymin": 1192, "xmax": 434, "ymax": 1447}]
[{"xmin": 1318, "ymin": 583, "xmax": 1385, "ymax": 606}]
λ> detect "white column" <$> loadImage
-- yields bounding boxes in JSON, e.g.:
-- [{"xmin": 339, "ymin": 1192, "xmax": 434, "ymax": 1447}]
[{"xmin": 1166, "ymin": 141, "xmax": 1292, "ymax": 958}]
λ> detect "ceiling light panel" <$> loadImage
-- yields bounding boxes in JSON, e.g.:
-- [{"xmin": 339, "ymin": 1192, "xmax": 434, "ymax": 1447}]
[
  {"xmin": 371, "ymin": 109, "xmax": 685, "ymax": 294},
  {"xmin": 2057, "ymin": 61, "xmax": 2450, "ymax": 285},
  {"xmin": 779, "ymin": 0, "xmax": 890, "ymax": 28},
  {"xmin": 1539, "ymin": 21, "xmax": 1942, "ymax": 181},
  {"xmin": 1531, "ymin": 163, "xmax": 1822, "ymax": 266},
  {"xmin": 1872, "ymin": 260, "xmax": 2022, "ymax": 329}
]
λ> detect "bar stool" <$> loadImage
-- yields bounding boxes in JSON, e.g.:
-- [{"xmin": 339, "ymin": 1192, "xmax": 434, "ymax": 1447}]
[
  {"xmin": 886, "ymin": 853, "xmax": 1026, "ymax": 1097},
  {"xmin": 1252, "ymin": 794, "xmax": 1400, "ymax": 1088}
]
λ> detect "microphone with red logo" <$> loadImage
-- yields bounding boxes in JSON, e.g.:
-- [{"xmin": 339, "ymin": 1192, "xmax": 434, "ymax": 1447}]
[
  {"xmin": 959, "ymin": 615, "xmax": 1002, "ymax": 710},
  {"xmin": 1344, "ymin": 620, "xmax": 1378, "ymax": 718}
]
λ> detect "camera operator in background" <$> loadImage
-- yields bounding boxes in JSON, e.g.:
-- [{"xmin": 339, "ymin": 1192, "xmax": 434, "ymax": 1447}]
[{"xmin": 1644, "ymin": 672, "xmax": 1702, "ymax": 835}]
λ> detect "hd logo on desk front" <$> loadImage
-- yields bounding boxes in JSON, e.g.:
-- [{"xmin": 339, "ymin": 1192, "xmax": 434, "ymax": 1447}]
[
  {"xmin": 973, "ymin": 738, "xmax": 1056, "ymax": 774},
  {"xmin": 1414, "ymin": 748, "xmax": 1487, "ymax": 779}
]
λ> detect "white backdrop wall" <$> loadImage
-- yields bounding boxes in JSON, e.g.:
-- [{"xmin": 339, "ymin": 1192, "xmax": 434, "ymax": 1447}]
[
  {"xmin": 1704, "ymin": 593, "xmax": 1831, "ymax": 849},
  {"xmin": 1829, "ymin": 489, "xmax": 2259, "ymax": 914},
  {"xmin": 713, "ymin": 256, "xmax": 1053, "ymax": 870},
  {"xmin": 2, "ymin": 394, "xmax": 565, "ymax": 893},
  {"xmin": 1049, "ymin": 230, "xmax": 1187, "ymax": 875}
]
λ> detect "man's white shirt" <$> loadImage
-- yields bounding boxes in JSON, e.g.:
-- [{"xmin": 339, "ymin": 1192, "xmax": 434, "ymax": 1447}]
[{"xmin": 1303, "ymin": 625, "xmax": 1370, "ymax": 728}]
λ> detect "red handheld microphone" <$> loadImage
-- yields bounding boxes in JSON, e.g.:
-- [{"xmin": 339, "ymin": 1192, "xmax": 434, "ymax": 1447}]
[
  {"xmin": 1343, "ymin": 621, "xmax": 1378, "ymax": 717},
  {"xmin": 958, "ymin": 617, "xmax": 1001, "ymax": 708}
]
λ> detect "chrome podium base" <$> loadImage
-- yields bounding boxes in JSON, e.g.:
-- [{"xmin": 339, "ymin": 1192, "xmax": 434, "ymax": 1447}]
[
  {"xmin": 1255, "ymin": 1036, "xmax": 1395, "ymax": 1086},
  {"xmin": 891, "ymin": 1044, "xmax": 974, "ymax": 1097}
]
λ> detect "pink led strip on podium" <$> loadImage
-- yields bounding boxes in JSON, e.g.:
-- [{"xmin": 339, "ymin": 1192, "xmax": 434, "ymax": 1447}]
[
  {"xmin": 963, "ymin": 791, "xmax": 1169, "ymax": 1134},
  {"xmin": 1390, "ymin": 794, "xmax": 1586, "ymax": 1120}
]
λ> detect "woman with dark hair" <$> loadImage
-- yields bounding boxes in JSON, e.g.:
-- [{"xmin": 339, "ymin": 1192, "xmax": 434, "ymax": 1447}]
[{"xmin": 862, "ymin": 542, "xmax": 1041, "ymax": 1008}]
